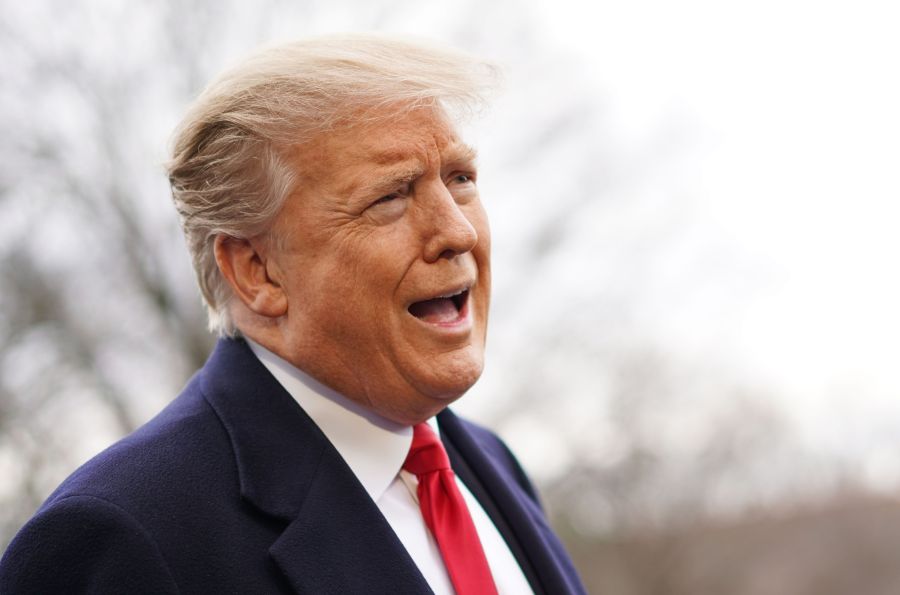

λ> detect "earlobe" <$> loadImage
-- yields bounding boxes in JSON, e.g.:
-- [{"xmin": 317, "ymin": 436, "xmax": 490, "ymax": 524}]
[{"xmin": 213, "ymin": 235, "xmax": 288, "ymax": 318}]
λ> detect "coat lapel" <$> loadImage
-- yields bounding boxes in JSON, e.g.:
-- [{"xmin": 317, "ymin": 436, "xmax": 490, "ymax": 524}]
[
  {"xmin": 200, "ymin": 339, "xmax": 431, "ymax": 594},
  {"xmin": 268, "ymin": 444, "xmax": 431, "ymax": 594},
  {"xmin": 438, "ymin": 409, "xmax": 587, "ymax": 595}
]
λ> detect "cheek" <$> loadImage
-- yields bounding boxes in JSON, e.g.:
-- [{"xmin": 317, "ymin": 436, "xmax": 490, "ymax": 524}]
[
  {"xmin": 324, "ymin": 243, "xmax": 406, "ymax": 324},
  {"xmin": 473, "ymin": 221, "xmax": 491, "ymax": 276},
  {"xmin": 468, "ymin": 201, "xmax": 491, "ymax": 250}
]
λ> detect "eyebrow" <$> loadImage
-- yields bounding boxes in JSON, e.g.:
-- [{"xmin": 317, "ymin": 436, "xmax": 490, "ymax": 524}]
[
  {"xmin": 342, "ymin": 142, "xmax": 480, "ymax": 203},
  {"xmin": 342, "ymin": 163, "xmax": 424, "ymax": 203},
  {"xmin": 369, "ymin": 142, "xmax": 479, "ymax": 167},
  {"xmin": 373, "ymin": 164, "xmax": 424, "ymax": 193},
  {"xmin": 444, "ymin": 143, "xmax": 479, "ymax": 165}
]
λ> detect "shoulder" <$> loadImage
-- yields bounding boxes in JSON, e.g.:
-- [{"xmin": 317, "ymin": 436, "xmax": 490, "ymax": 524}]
[
  {"xmin": 0, "ymin": 374, "xmax": 235, "ymax": 593},
  {"xmin": 45, "ymin": 373, "xmax": 233, "ymax": 513},
  {"xmin": 0, "ymin": 493, "xmax": 178, "ymax": 594}
]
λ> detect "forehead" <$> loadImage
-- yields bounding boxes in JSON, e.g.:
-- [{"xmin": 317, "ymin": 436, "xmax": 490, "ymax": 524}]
[{"xmin": 295, "ymin": 107, "xmax": 473, "ymax": 186}]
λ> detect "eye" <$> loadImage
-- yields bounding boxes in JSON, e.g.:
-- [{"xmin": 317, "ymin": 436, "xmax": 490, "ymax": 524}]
[
  {"xmin": 373, "ymin": 193, "xmax": 401, "ymax": 206},
  {"xmin": 365, "ymin": 185, "xmax": 411, "ymax": 222},
  {"xmin": 369, "ymin": 181, "xmax": 413, "ymax": 210},
  {"xmin": 453, "ymin": 173, "xmax": 474, "ymax": 184}
]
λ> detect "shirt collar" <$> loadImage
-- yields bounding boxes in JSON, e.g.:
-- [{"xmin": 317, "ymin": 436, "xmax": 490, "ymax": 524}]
[{"xmin": 245, "ymin": 338, "xmax": 415, "ymax": 502}]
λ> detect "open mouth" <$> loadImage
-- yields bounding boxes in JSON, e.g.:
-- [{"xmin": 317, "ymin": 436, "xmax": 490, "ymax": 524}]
[{"xmin": 407, "ymin": 288, "xmax": 469, "ymax": 324}]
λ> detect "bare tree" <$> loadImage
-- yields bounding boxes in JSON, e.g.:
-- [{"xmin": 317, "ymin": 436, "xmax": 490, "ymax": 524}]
[{"xmin": 2, "ymin": 7, "xmax": 869, "ymax": 595}]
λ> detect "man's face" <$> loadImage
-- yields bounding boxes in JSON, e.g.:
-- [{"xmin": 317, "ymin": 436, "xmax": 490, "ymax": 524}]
[{"xmin": 265, "ymin": 107, "xmax": 490, "ymax": 424}]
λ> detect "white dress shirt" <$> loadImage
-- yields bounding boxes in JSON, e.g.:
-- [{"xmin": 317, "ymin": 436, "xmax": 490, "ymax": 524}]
[{"xmin": 246, "ymin": 339, "xmax": 533, "ymax": 595}]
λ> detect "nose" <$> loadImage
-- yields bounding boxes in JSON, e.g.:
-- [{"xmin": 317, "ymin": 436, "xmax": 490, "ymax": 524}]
[{"xmin": 420, "ymin": 182, "xmax": 479, "ymax": 263}]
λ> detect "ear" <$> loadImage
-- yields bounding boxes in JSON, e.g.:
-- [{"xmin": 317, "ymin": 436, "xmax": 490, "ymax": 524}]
[{"xmin": 214, "ymin": 235, "xmax": 287, "ymax": 318}]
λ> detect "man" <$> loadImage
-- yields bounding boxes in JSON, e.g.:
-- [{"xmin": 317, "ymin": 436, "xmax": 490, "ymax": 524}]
[{"xmin": 0, "ymin": 35, "xmax": 586, "ymax": 594}]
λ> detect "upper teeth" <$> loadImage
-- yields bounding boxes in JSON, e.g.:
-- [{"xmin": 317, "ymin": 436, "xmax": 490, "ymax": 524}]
[{"xmin": 437, "ymin": 288, "xmax": 466, "ymax": 299}]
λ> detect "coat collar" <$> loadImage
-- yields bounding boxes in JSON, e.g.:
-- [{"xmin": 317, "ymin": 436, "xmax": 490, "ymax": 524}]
[
  {"xmin": 245, "ymin": 337, "xmax": 413, "ymax": 505},
  {"xmin": 198, "ymin": 338, "xmax": 432, "ymax": 593}
]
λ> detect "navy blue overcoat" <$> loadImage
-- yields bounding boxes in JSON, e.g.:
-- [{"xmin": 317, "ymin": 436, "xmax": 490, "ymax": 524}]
[{"xmin": 0, "ymin": 338, "xmax": 585, "ymax": 594}]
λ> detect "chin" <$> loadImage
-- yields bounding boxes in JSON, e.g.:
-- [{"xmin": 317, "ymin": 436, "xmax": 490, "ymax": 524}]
[{"xmin": 413, "ymin": 351, "xmax": 484, "ymax": 402}]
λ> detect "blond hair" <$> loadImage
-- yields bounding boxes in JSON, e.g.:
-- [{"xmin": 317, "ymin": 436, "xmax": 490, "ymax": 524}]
[{"xmin": 167, "ymin": 34, "xmax": 499, "ymax": 336}]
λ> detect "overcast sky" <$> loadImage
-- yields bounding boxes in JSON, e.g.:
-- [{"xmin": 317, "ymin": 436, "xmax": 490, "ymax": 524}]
[
  {"xmin": 4, "ymin": 0, "xmax": 899, "ymax": 501},
  {"xmin": 258, "ymin": 0, "xmax": 900, "ymax": 487},
  {"xmin": 521, "ymin": 1, "xmax": 900, "ymax": 448}
]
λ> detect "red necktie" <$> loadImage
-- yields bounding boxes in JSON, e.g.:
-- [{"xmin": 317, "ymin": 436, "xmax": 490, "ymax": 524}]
[{"xmin": 403, "ymin": 423, "xmax": 499, "ymax": 595}]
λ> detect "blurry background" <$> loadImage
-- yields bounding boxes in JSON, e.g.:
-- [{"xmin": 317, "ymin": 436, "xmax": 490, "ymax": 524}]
[{"xmin": 2, "ymin": 0, "xmax": 899, "ymax": 593}]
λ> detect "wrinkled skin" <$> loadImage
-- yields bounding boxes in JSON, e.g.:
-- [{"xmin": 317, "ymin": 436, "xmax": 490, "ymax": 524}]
[{"xmin": 218, "ymin": 106, "xmax": 491, "ymax": 424}]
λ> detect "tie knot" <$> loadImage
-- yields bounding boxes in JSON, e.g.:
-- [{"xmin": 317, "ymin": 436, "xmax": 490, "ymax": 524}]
[{"xmin": 403, "ymin": 423, "xmax": 451, "ymax": 476}]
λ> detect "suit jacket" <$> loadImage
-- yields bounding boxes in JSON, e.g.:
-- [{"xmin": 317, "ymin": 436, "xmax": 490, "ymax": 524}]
[{"xmin": 0, "ymin": 338, "xmax": 585, "ymax": 594}]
